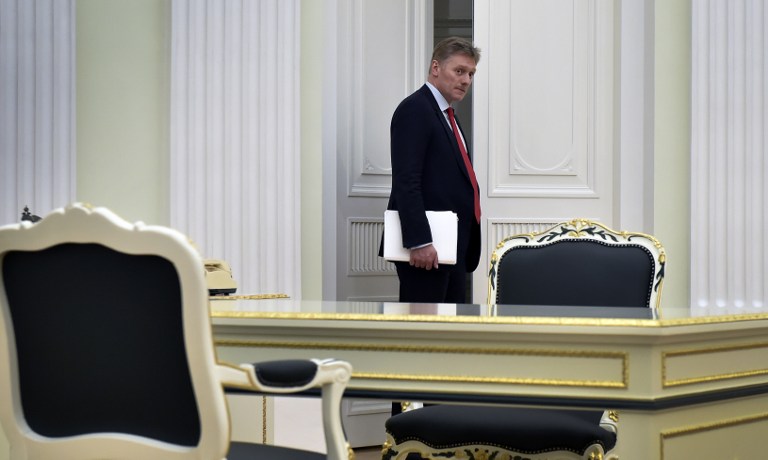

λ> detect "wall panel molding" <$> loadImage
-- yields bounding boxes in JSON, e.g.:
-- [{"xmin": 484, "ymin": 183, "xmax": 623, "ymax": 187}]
[
  {"xmin": 485, "ymin": 0, "xmax": 613, "ymax": 198},
  {"xmin": 0, "ymin": 0, "xmax": 75, "ymax": 224},
  {"xmin": 170, "ymin": 0, "xmax": 301, "ymax": 302},
  {"xmin": 691, "ymin": 0, "xmax": 766, "ymax": 312}
]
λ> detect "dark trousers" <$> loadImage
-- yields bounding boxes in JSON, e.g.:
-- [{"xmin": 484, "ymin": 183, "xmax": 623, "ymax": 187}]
[{"xmin": 395, "ymin": 262, "xmax": 467, "ymax": 304}]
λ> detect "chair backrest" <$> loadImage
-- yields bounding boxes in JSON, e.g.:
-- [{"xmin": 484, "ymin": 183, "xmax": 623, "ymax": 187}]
[
  {"xmin": 0, "ymin": 204, "xmax": 230, "ymax": 459},
  {"xmin": 488, "ymin": 219, "xmax": 666, "ymax": 310}
]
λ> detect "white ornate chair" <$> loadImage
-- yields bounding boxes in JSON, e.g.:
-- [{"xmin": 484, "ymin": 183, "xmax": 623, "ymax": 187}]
[
  {"xmin": 382, "ymin": 219, "xmax": 666, "ymax": 460},
  {"xmin": 0, "ymin": 203, "xmax": 353, "ymax": 460}
]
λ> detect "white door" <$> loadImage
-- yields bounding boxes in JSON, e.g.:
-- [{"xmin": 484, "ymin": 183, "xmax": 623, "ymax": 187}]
[
  {"xmin": 324, "ymin": 0, "xmax": 433, "ymax": 304},
  {"xmin": 472, "ymin": 0, "xmax": 618, "ymax": 303}
]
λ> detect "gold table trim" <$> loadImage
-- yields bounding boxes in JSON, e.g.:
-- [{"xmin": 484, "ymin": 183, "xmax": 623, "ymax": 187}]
[
  {"xmin": 662, "ymin": 341, "xmax": 768, "ymax": 387},
  {"xmin": 211, "ymin": 309, "xmax": 768, "ymax": 328},
  {"xmin": 216, "ymin": 339, "xmax": 629, "ymax": 389}
]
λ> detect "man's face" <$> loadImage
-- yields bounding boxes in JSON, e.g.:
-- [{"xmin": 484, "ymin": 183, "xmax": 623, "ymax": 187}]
[{"xmin": 429, "ymin": 53, "xmax": 477, "ymax": 104}]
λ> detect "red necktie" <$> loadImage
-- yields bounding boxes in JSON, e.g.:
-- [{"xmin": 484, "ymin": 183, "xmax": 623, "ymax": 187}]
[{"xmin": 446, "ymin": 107, "xmax": 481, "ymax": 223}]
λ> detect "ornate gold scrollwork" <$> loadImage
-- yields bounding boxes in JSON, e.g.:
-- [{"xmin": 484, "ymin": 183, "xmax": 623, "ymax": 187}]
[{"xmin": 380, "ymin": 440, "xmax": 392, "ymax": 458}]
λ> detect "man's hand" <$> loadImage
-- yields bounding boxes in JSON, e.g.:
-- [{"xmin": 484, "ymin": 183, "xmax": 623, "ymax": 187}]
[{"xmin": 409, "ymin": 244, "xmax": 439, "ymax": 270}]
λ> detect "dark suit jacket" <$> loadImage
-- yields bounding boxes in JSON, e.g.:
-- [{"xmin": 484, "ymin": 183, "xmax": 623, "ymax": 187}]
[{"xmin": 381, "ymin": 84, "xmax": 481, "ymax": 273}]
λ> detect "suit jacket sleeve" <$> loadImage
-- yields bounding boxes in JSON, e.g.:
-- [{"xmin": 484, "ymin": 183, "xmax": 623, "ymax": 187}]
[{"xmin": 389, "ymin": 93, "xmax": 435, "ymax": 248}]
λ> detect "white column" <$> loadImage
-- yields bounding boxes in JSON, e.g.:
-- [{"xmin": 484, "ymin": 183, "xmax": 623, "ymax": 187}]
[
  {"xmin": 691, "ymin": 0, "xmax": 766, "ymax": 313},
  {"xmin": 0, "ymin": 0, "xmax": 75, "ymax": 225},
  {"xmin": 170, "ymin": 0, "xmax": 301, "ymax": 301}
]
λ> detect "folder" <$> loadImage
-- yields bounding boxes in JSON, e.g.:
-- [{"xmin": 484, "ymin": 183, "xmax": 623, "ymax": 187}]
[{"xmin": 383, "ymin": 210, "xmax": 458, "ymax": 265}]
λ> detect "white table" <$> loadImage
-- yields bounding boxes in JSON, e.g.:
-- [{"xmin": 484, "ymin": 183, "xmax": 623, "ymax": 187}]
[{"xmin": 211, "ymin": 299, "xmax": 768, "ymax": 459}]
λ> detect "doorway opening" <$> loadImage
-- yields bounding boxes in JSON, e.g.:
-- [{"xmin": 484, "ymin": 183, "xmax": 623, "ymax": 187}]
[{"xmin": 434, "ymin": 0, "xmax": 475, "ymax": 302}]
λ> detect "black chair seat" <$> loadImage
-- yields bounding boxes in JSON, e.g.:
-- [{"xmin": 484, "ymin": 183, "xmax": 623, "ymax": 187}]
[
  {"xmin": 385, "ymin": 405, "xmax": 616, "ymax": 455},
  {"xmin": 229, "ymin": 441, "xmax": 326, "ymax": 460}
]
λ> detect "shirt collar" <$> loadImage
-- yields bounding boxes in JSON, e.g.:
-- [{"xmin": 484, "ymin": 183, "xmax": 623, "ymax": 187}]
[{"xmin": 426, "ymin": 82, "xmax": 451, "ymax": 113}]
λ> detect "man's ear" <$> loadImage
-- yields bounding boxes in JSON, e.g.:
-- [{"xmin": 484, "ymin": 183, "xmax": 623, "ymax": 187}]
[{"xmin": 429, "ymin": 60, "xmax": 440, "ymax": 76}]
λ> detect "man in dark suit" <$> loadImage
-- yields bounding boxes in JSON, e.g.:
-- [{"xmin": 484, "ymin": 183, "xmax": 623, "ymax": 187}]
[{"xmin": 382, "ymin": 37, "xmax": 482, "ymax": 304}]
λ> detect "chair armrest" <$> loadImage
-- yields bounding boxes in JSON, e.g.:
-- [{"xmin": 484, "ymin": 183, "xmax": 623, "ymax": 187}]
[
  {"xmin": 216, "ymin": 358, "xmax": 352, "ymax": 460},
  {"xmin": 600, "ymin": 410, "xmax": 619, "ymax": 434},
  {"xmin": 252, "ymin": 359, "xmax": 319, "ymax": 388},
  {"xmin": 217, "ymin": 358, "xmax": 350, "ymax": 393}
]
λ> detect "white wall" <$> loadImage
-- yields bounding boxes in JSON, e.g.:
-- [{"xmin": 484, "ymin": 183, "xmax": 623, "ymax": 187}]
[
  {"xmin": 654, "ymin": 0, "xmax": 692, "ymax": 311},
  {"xmin": 76, "ymin": 0, "xmax": 169, "ymax": 225},
  {"xmin": 75, "ymin": 0, "xmax": 325, "ymax": 298},
  {"xmin": 300, "ymin": 0, "xmax": 325, "ymax": 300}
]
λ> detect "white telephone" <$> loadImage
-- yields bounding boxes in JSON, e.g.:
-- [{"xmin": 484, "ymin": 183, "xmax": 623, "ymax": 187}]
[{"xmin": 203, "ymin": 259, "xmax": 237, "ymax": 296}]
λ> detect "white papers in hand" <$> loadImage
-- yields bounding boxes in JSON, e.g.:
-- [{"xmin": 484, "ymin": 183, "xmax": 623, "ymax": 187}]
[{"xmin": 383, "ymin": 210, "xmax": 458, "ymax": 265}]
